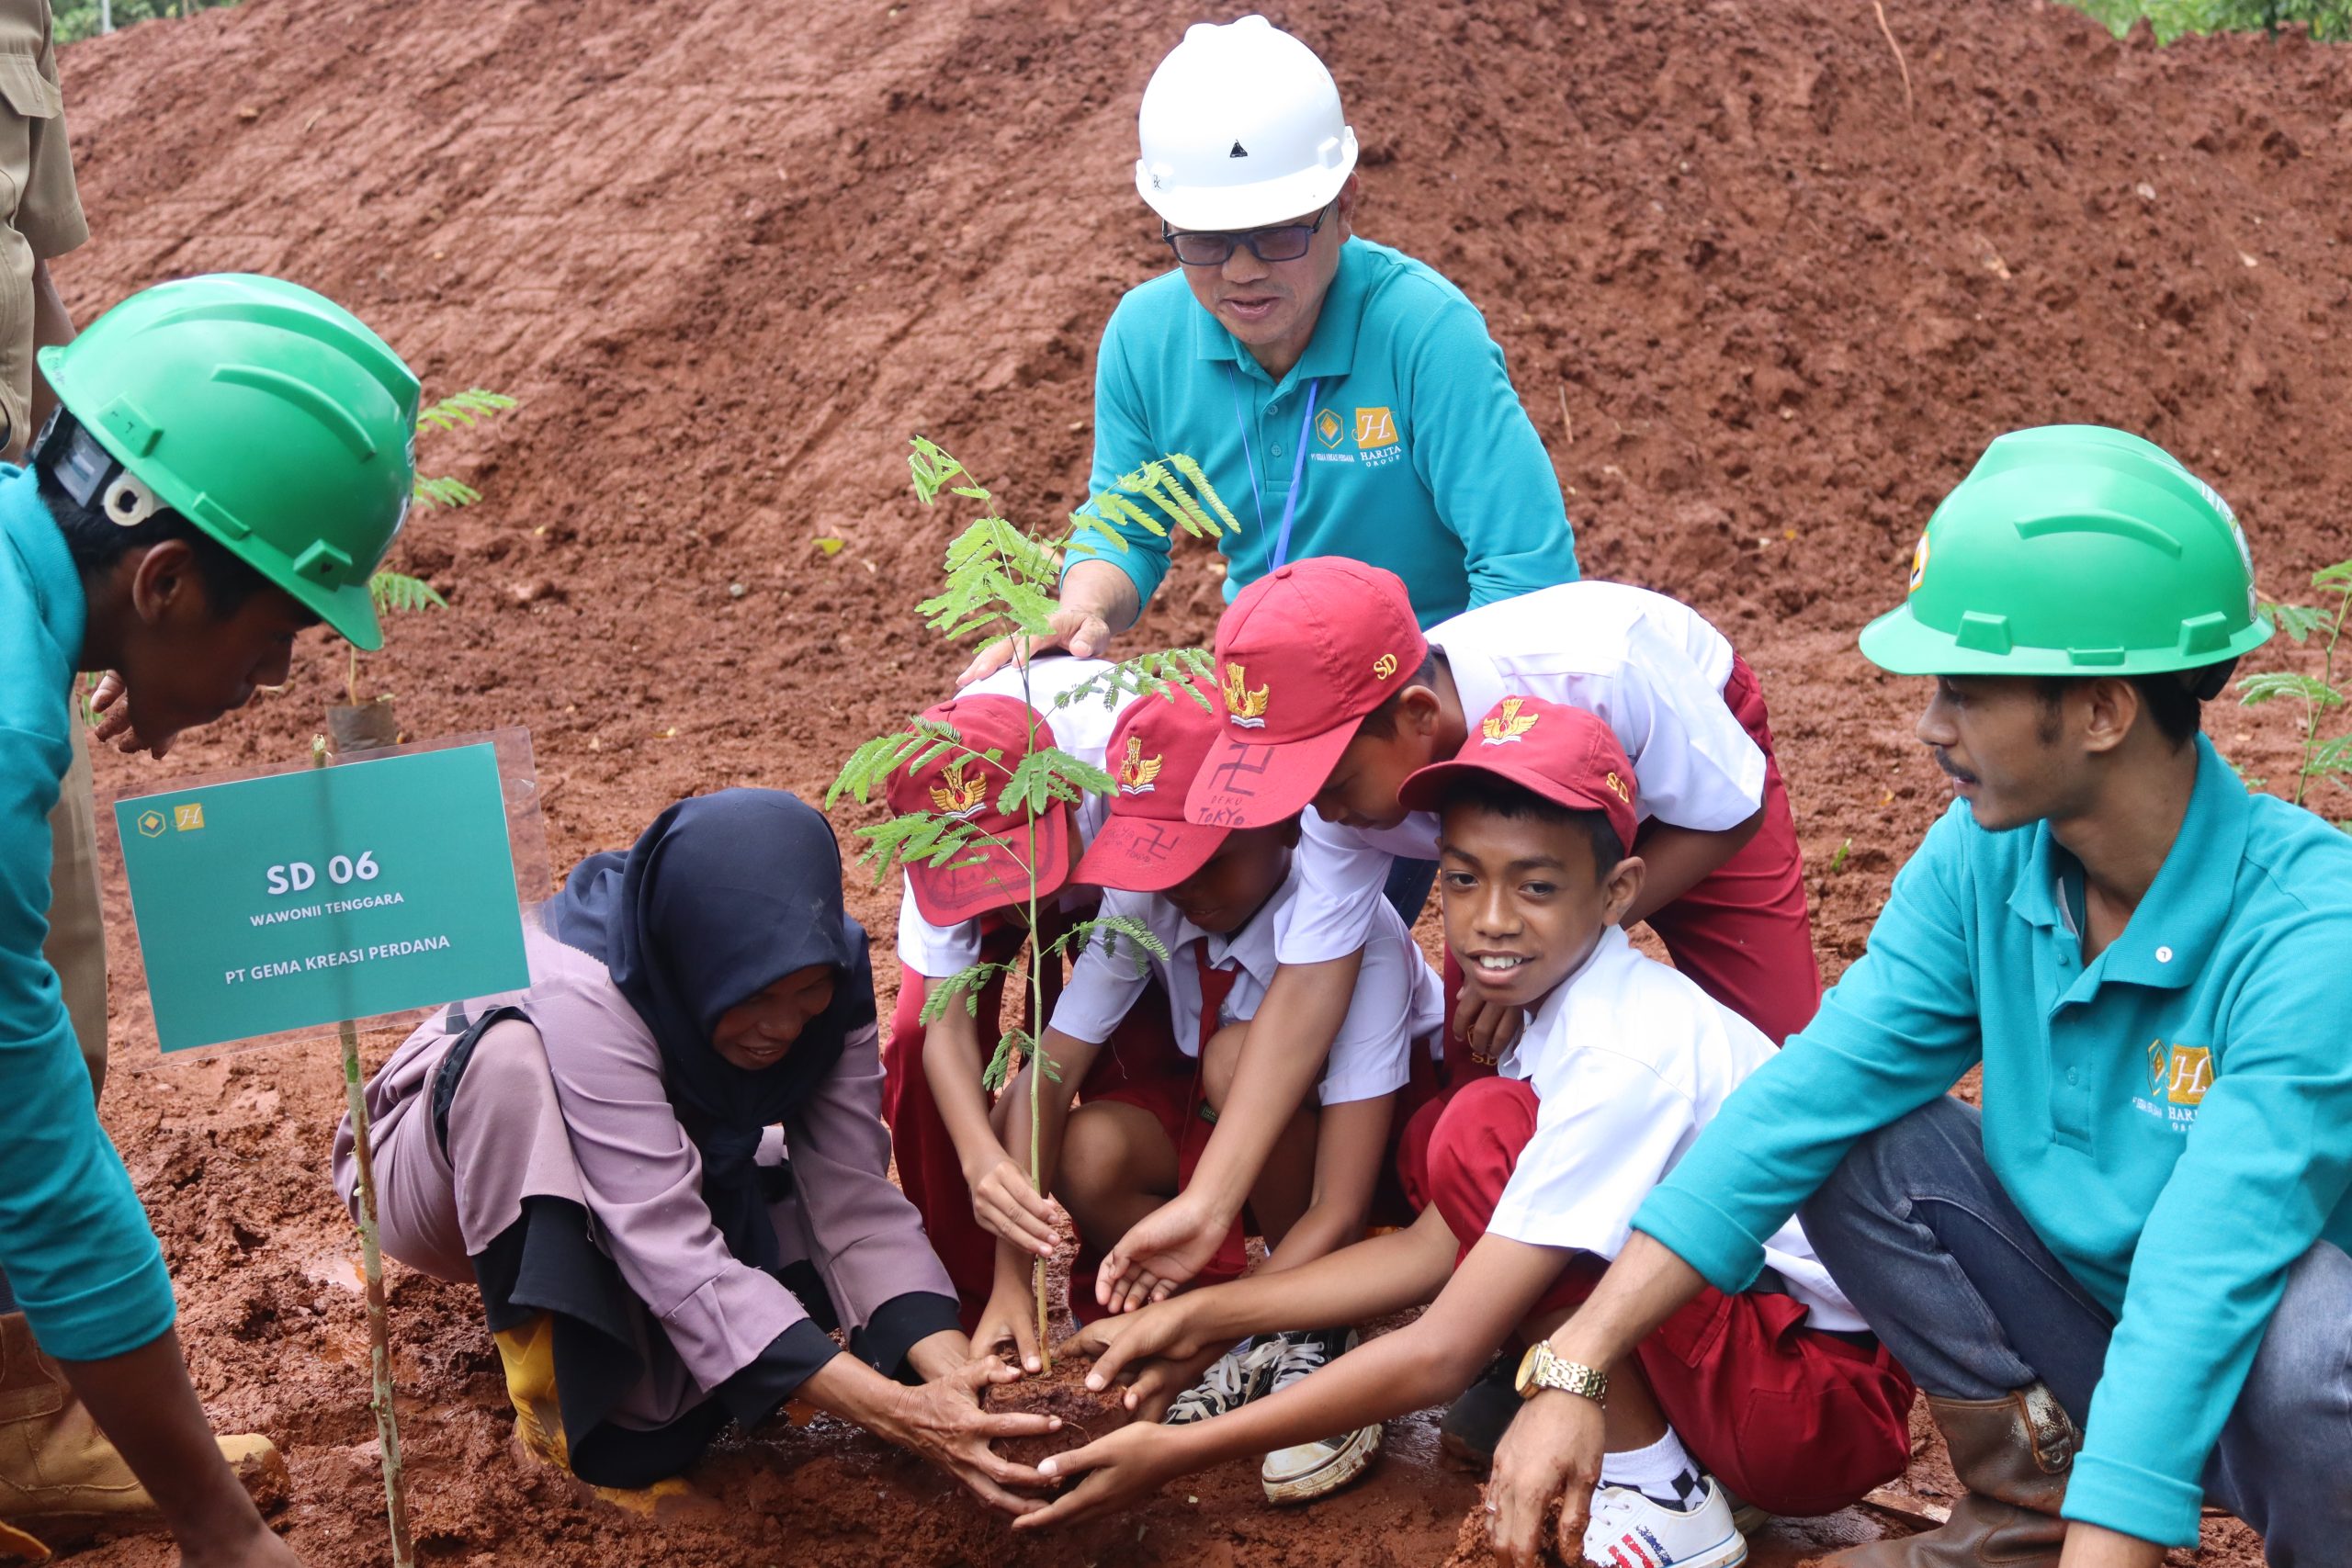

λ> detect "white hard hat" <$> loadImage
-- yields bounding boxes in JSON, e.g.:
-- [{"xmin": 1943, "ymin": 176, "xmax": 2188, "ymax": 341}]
[{"xmin": 1135, "ymin": 15, "xmax": 1359, "ymax": 232}]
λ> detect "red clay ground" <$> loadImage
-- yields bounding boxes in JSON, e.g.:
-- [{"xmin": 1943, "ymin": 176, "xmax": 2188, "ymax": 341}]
[{"xmin": 49, "ymin": 0, "xmax": 2351, "ymax": 1561}]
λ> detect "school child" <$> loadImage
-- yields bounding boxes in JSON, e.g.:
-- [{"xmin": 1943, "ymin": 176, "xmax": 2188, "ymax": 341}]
[
  {"xmin": 338, "ymin": 791, "xmax": 1059, "ymax": 1513},
  {"xmin": 879, "ymin": 656, "xmax": 1152, "ymax": 1324},
  {"xmin": 1023, "ymin": 700, "xmax": 1912, "ymax": 1562},
  {"xmin": 984, "ymin": 678, "xmax": 1446, "ymax": 1504},
  {"xmin": 1094, "ymin": 557, "xmax": 1819, "ymax": 1335}
]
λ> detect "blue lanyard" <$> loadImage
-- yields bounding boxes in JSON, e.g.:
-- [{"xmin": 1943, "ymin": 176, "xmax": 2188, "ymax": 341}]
[{"xmin": 1227, "ymin": 367, "xmax": 1322, "ymax": 571}]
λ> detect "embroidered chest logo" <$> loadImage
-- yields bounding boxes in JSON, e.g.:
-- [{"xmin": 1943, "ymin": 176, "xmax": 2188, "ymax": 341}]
[
  {"xmin": 928, "ymin": 758, "xmax": 989, "ymax": 819},
  {"xmin": 2135, "ymin": 1038, "xmax": 2214, "ymax": 1133},
  {"xmin": 1481, "ymin": 696, "xmax": 1538, "ymax": 744},
  {"xmin": 1116, "ymin": 736, "xmax": 1164, "ymax": 795},
  {"xmin": 1316, "ymin": 408, "xmax": 1344, "ymax": 449},
  {"xmin": 1354, "ymin": 407, "xmax": 1399, "ymax": 449},
  {"xmin": 1907, "ymin": 531, "xmax": 1931, "ymax": 594},
  {"xmin": 1223, "ymin": 661, "xmax": 1270, "ymax": 728},
  {"xmin": 2163, "ymin": 1044, "xmax": 2214, "ymax": 1106}
]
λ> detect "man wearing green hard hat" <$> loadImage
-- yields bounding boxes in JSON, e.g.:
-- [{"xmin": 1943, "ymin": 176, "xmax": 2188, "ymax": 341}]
[
  {"xmin": 0, "ymin": 271, "xmax": 420, "ymax": 1562},
  {"xmin": 1476, "ymin": 426, "xmax": 2350, "ymax": 1568}
]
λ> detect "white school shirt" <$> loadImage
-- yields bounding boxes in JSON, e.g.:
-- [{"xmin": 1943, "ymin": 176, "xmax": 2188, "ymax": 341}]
[
  {"xmin": 895, "ymin": 658, "xmax": 1133, "ymax": 979},
  {"xmin": 1277, "ymin": 581, "xmax": 1770, "ymax": 964},
  {"xmin": 1489, "ymin": 926, "xmax": 1864, "ymax": 1331},
  {"xmin": 1047, "ymin": 861, "xmax": 1447, "ymax": 1106}
]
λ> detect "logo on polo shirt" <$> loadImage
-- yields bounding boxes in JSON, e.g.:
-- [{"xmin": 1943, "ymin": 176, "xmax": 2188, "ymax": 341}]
[
  {"xmin": 1316, "ymin": 408, "xmax": 1344, "ymax": 449},
  {"xmin": 1223, "ymin": 662, "xmax": 1270, "ymax": 728},
  {"xmin": 2164, "ymin": 1043, "xmax": 2213, "ymax": 1106},
  {"xmin": 1116, "ymin": 736, "xmax": 1163, "ymax": 795},
  {"xmin": 929, "ymin": 759, "xmax": 989, "ymax": 819},
  {"xmin": 1354, "ymin": 407, "xmax": 1398, "ymax": 449},
  {"xmin": 1480, "ymin": 696, "xmax": 1539, "ymax": 744}
]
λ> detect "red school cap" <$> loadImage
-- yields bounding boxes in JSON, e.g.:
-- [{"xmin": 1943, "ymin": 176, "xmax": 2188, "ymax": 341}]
[
  {"xmin": 1071, "ymin": 673, "xmax": 1234, "ymax": 893},
  {"xmin": 1397, "ymin": 694, "xmax": 1640, "ymax": 856},
  {"xmin": 1182, "ymin": 558, "xmax": 1429, "ymax": 829},
  {"xmin": 884, "ymin": 693, "xmax": 1076, "ymax": 927}
]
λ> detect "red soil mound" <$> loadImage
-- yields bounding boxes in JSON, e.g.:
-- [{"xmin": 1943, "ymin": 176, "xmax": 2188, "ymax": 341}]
[{"xmin": 52, "ymin": 0, "xmax": 2342, "ymax": 1560}]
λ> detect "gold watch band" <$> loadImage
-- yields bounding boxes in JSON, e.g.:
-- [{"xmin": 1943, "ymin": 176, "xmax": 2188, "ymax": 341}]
[{"xmin": 1514, "ymin": 1342, "xmax": 1609, "ymax": 1404}]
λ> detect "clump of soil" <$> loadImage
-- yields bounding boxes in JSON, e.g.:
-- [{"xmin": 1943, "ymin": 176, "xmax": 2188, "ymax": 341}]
[{"xmin": 48, "ymin": 0, "xmax": 2321, "ymax": 1561}]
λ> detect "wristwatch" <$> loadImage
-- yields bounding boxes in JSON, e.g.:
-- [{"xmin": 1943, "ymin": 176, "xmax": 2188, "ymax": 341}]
[{"xmin": 1513, "ymin": 1341, "xmax": 1608, "ymax": 1405}]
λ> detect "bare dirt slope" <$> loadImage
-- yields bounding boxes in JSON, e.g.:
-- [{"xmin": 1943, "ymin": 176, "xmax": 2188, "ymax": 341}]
[{"xmin": 47, "ymin": 0, "xmax": 2348, "ymax": 1561}]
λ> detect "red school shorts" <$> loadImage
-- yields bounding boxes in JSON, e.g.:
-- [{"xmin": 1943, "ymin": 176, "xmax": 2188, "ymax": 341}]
[{"xmin": 1417, "ymin": 1077, "xmax": 1915, "ymax": 1518}]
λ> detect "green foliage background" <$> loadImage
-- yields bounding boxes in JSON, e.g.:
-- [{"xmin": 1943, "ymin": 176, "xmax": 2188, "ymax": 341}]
[
  {"xmin": 54, "ymin": 0, "xmax": 237, "ymax": 47},
  {"xmin": 2064, "ymin": 0, "xmax": 2352, "ymax": 40}
]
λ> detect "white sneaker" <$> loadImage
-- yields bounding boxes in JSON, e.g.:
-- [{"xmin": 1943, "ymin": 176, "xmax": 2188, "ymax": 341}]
[
  {"xmin": 1161, "ymin": 1336, "xmax": 1283, "ymax": 1426},
  {"xmin": 1257, "ymin": 1328, "xmax": 1382, "ymax": 1505},
  {"xmin": 1582, "ymin": 1479, "xmax": 1748, "ymax": 1567}
]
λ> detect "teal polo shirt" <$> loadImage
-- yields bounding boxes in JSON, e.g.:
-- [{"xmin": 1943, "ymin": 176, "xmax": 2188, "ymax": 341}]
[
  {"xmin": 0, "ymin": 465, "xmax": 177, "ymax": 1361},
  {"xmin": 1066, "ymin": 237, "xmax": 1578, "ymax": 628},
  {"xmin": 1634, "ymin": 737, "xmax": 2352, "ymax": 1548}
]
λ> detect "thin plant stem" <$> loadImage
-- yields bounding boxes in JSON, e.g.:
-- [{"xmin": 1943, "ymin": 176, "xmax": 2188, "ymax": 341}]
[
  {"xmin": 1018, "ymin": 667, "xmax": 1051, "ymax": 1371},
  {"xmin": 2305, "ymin": 582, "xmax": 2352, "ymax": 807},
  {"xmin": 314, "ymin": 741, "xmax": 413, "ymax": 1567}
]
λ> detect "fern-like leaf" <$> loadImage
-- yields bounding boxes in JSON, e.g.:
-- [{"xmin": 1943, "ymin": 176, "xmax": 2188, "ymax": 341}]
[
  {"xmin": 416, "ymin": 389, "xmax": 519, "ymax": 434},
  {"xmin": 368, "ymin": 570, "xmax": 448, "ymax": 615}
]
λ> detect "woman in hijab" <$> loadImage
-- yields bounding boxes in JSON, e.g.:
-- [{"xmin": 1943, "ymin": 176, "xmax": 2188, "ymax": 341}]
[{"xmin": 334, "ymin": 790, "xmax": 1058, "ymax": 1514}]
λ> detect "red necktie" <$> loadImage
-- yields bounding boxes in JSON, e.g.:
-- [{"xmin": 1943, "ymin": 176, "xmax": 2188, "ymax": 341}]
[{"xmin": 1193, "ymin": 942, "xmax": 1239, "ymax": 1061}]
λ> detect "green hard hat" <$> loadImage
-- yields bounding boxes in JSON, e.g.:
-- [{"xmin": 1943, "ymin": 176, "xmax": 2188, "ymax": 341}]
[
  {"xmin": 39, "ymin": 274, "xmax": 422, "ymax": 650},
  {"xmin": 1859, "ymin": 424, "xmax": 2273, "ymax": 680}
]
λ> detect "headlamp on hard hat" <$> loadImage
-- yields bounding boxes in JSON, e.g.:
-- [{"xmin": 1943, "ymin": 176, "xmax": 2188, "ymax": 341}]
[{"xmin": 31, "ymin": 410, "xmax": 164, "ymax": 528}]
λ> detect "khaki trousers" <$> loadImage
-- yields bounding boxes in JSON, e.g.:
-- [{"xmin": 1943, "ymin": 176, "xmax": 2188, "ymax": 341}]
[{"xmin": 40, "ymin": 721, "xmax": 105, "ymax": 1099}]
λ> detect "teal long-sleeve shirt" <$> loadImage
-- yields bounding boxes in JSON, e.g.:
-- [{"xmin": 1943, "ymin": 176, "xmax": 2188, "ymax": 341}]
[
  {"xmin": 0, "ymin": 466, "xmax": 177, "ymax": 1361},
  {"xmin": 1065, "ymin": 238, "xmax": 1578, "ymax": 628},
  {"xmin": 1634, "ymin": 738, "xmax": 2352, "ymax": 1548}
]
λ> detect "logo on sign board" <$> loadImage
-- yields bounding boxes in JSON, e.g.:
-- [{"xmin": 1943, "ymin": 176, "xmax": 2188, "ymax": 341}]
[
  {"xmin": 174, "ymin": 804, "xmax": 207, "ymax": 832},
  {"xmin": 137, "ymin": 809, "xmax": 168, "ymax": 839}
]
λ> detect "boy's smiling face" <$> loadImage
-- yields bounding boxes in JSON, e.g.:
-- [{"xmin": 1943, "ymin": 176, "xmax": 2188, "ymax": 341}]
[{"xmin": 1438, "ymin": 797, "xmax": 1644, "ymax": 1012}]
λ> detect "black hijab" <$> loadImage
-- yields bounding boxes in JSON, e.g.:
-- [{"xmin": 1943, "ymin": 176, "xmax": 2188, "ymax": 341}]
[{"xmin": 545, "ymin": 788, "xmax": 875, "ymax": 1270}]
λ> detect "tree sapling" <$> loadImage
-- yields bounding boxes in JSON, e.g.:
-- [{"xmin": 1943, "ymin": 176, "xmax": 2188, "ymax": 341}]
[{"xmin": 830, "ymin": 436, "xmax": 1236, "ymax": 1360}]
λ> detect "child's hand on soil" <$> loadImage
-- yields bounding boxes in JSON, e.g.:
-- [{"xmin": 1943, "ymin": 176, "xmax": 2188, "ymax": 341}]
[
  {"xmin": 1057, "ymin": 1299, "xmax": 1206, "ymax": 1413},
  {"xmin": 1097, "ymin": 1193, "xmax": 1228, "ymax": 1313},
  {"xmin": 975, "ymin": 1269, "xmax": 1046, "ymax": 1374},
  {"xmin": 879, "ymin": 1356, "xmax": 1063, "ymax": 1517},
  {"xmin": 1013, "ymin": 1423, "xmax": 1186, "ymax": 1531},
  {"xmin": 968, "ymin": 1156, "xmax": 1062, "ymax": 1258}
]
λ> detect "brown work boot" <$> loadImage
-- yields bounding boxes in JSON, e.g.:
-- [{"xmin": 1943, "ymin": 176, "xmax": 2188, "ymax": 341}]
[
  {"xmin": 1830, "ymin": 1383, "xmax": 2074, "ymax": 1566},
  {"xmin": 0, "ymin": 1313, "xmax": 287, "ymax": 1560}
]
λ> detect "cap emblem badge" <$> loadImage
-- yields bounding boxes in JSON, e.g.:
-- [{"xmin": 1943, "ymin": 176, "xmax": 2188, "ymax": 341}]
[
  {"xmin": 1480, "ymin": 696, "xmax": 1539, "ymax": 745},
  {"xmin": 1223, "ymin": 662, "xmax": 1270, "ymax": 728},
  {"xmin": 1116, "ymin": 735, "xmax": 1164, "ymax": 795}
]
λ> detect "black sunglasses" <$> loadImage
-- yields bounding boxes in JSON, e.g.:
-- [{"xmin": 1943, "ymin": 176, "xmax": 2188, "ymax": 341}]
[{"xmin": 1160, "ymin": 201, "xmax": 1335, "ymax": 267}]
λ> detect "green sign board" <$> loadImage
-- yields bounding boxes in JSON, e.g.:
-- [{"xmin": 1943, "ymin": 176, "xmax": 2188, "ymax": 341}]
[{"xmin": 115, "ymin": 743, "xmax": 530, "ymax": 1054}]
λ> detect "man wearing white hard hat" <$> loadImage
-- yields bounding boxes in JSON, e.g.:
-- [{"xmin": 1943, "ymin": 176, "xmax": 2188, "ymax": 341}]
[{"xmin": 962, "ymin": 13, "xmax": 1578, "ymax": 690}]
